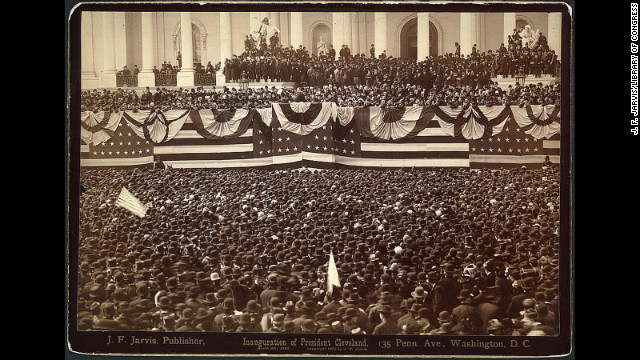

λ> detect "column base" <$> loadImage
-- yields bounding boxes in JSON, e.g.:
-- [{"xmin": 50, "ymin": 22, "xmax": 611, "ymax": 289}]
[
  {"xmin": 100, "ymin": 72, "xmax": 117, "ymax": 88},
  {"xmin": 82, "ymin": 72, "xmax": 100, "ymax": 89},
  {"xmin": 138, "ymin": 71, "xmax": 156, "ymax": 88},
  {"xmin": 177, "ymin": 70, "xmax": 195, "ymax": 87},
  {"xmin": 216, "ymin": 70, "xmax": 226, "ymax": 87}
]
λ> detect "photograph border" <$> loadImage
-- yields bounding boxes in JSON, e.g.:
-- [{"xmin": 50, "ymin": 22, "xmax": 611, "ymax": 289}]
[{"xmin": 66, "ymin": 1, "xmax": 574, "ymax": 358}]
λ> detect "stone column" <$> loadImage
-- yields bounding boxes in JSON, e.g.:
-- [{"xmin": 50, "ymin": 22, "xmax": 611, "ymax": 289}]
[
  {"xmin": 280, "ymin": 13, "xmax": 290, "ymax": 47},
  {"xmin": 177, "ymin": 12, "xmax": 195, "ymax": 87},
  {"xmin": 219, "ymin": 12, "xmax": 233, "ymax": 64},
  {"xmin": 269, "ymin": 12, "xmax": 280, "ymax": 30},
  {"xmin": 81, "ymin": 12, "xmax": 97, "ymax": 82},
  {"xmin": 343, "ymin": 12, "xmax": 353, "ymax": 51},
  {"xmin": 417, "ymin": 12, "xmax": 430, "ymax": 61},
  {"xmin": 459, "ymin": 13, "xmax": 478, "ymax": 57},
  {"xmin": 138, "ymin": 12, "xmax": 156, "ymax": 88},
  {"xmin": 547, "ymin": 12, "xmax": 562, "ymax": 60},
  {"xmin": 250, "ymin": 12, "xmax": 261, "ymax": 38},
  {"xmin": 332, "ymin": 12, "xmax": 344, "ymax": 48},
  {"xmin": 351, "ymin": 13, "xmax": 359, "ymax": 56},
  {"xmin": 290, "ymin": 12, "xmax": 303, "ymax": 48},
  {"xmin": 358, "ymin": 13, "xmax": 367, "ymax": 55},
  {"xmin": 114, "ymin": 13, "xmax": 127, "ymax": 71},
  {"xmin": 374, "ymin": 12, "xmax": 387, "ymax": 58},
  {"xmin": 269, "ymin": 12, "xmax": 281, "ymax": 49},
  {"xmin": 218, "ymin": 12, "xmax": 232, "ymax": 85},
  {"xmin": 100, "ymin": 12, "xmax": 117, "ymax": 88},
  {"xmin": 503, "ymin": 13, "xmax": 516, "ymax": 47}
]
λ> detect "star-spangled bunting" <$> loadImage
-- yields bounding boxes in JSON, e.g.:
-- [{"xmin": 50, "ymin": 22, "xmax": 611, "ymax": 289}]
[
  {"xmin": 271, "ymin": 115, "xmax": 302, "ymax": 156},
  {"xmin": 87, "ymin": 119, "xmax": 153, "ymax": 159},
  {"xmin": 252, "ymin": 120, "xmax": 274, "ymax": 158},
  {"xmin": 81, "ymin": 104, "xmax": 558, "ymax": 169},
  {"xmin": 333, "ymin": 118, "xmax": 361, "ymax": 158},
  {"xmin": 303, "ymin": 121, "xmax": 334, "ymax": 156},
  {"xmin": 469, "ymin": 117, "xmax": 543, "ymax": 168}
]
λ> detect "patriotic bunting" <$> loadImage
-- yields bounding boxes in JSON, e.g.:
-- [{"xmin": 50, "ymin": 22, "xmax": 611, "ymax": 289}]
[
  {"xmin": 80, "ymin": 111, "xmax": 120, "ymax": 146},
  {"xmin": 121, "ymin": 110, "xmax": 190, "ymax": 143},
  {"xmin": 80, "ymin": 104, "xmax": 562, "ymax": 169},
  {"xmin": 189, "ymin": 108, "xmax": 256, "ymax": 140},
  {"xmin": 432, "ymin": 105, "xmax": 512, "ymax": 139},
  {"xmin": 82, "ymin": 117, "xmax": 154, "ymax": 168},
  {"xmin": 353, "ymin": 106, "xmax": 434, "ymax": 140},
  {"xmin": 510, "ymin": 105, "xmax": 561, "ymax": 139},
  {"xmin": 469, "ymin": 117, "xmax": 548, "ymax": 169},
  {"xmin": 272, "ymin": 102, "xmax": 335, "ymax": 135}
]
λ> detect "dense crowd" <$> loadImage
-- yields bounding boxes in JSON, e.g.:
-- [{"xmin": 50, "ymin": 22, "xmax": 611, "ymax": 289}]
[
  {"xmin": 77, "ymin": 165, "xmax": 560, "ymax": 336},
  {"xmin": 81, "ymin": 79, "xmax": 560, "ymax": 112},
  {"xmin": 81, "ymin": 29, "xmax": 561, "ymax": 113},
  {"xmin": 222, "ymin": 41, "xmax": 559, "ymax": 87}
]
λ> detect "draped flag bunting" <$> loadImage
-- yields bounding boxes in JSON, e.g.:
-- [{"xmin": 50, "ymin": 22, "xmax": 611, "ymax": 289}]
[
  {"xmin": 432, "ymin": 105, "xmax": 512, "ymax": 139},
  {"xmin": 510, "ymin": 105, "xmax": 561, "ymax": 139},
  {"xmin": 80, "ymin": 104, "xmax": 561, "ymax": 169},
  {"xmin": 121, "ymin": 110, "xmax": 190, "ymax": 144},
  {"xmin": 468, "ymin": 117, "xmax": 554, "ymax": 169},
  {"xmin": 270, "ymin": 112, "xmax": 303, "ymax": 167},
  {"xmin": 272, "ymin": 102, "xmax": 335, "ymax": 135},
  {"xmin": 81, "ymin": 117, "xmax": 154, "ymax": 167},
  {"xmin": 338, "ymin": 106, "xmax": 468, "ymax": 168},
  {"xmin": 80, "ymin": 111, "xmax": 120, "ymax": 146},
  {"xmin": 152, "ymin": 109, "xmax": 271, "ymax": 168},
  {"xmin": 189, "ymin": 108, "xmax": 256, "ymax": 140},
  {"xmin": 353, "ymin": 106, "xmax": 434, "ymax": 140}
]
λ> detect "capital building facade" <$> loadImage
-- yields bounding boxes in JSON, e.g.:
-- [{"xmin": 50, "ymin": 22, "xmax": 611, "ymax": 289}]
[{"xmin": 80, "ymin": 10, "xmax": 563, "ymax": 89}]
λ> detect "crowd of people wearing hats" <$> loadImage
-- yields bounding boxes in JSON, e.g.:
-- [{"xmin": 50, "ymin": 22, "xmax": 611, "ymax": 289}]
[
  {"xmin": 77, "ymin": 164, "xmax": 560, "ymax": 336},
  {"xmin": 80, "ymin": 80, "xmax": 560, "ymax": 113},
  {"xmin": 80, "ymin": 35, "xmax": 560, "ymax": 113},
  {"xmin": 223, "ymin": 33, "xmax": 559, "ymax": 87}
]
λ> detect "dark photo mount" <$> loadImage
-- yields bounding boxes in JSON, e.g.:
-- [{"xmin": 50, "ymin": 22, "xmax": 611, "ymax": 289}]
[{"xmin": 66, "ymin": 1, "xmax": 574, "ymax": 359}]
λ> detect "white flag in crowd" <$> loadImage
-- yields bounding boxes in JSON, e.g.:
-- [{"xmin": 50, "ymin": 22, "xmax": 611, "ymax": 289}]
[{"xmin": 115, "ymin": 187, "xmax": 148, "ymax": 218}]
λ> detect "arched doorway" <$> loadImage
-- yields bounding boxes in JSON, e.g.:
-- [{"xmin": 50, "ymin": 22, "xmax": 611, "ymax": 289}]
[
  {"xmin": 400, "ymin": 18, "xmax": 417, "ymax": 59},
  {"xmin": 429, "ymin": 22, "xmax": 438, "ymax": 57},
  {"xmin": 311, "ymin": 23, "xmax": 332, "ymax": 57},
  {"xmin": 400, "ymin": 18, "xmax": 438, "ymax": 59},
  {"xmin": 516, "ymin": 15, "xmax": 535, "ymax": 32}
]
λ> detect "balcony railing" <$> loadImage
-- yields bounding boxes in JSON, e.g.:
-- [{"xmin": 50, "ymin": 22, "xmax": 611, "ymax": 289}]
[
  {"xmin": 116, "ymin": 75, "xmax": 138, "ymax": 87},
  {"xmin": 195, "ymin": 73, "xmax": 216, "ymax": 86},
  {"xmin": 155, "ymin": 74, "xmax": 177, "ymax": 87},
  {"xmin": 114, "ymin": 72, "xmax": 215, "ymax": 88}
]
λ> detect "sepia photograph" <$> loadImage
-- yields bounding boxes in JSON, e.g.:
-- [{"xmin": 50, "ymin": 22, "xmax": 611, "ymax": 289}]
[{"xmin": 66, "ymin": 0, "xmax": 573, "ymax": 358}]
